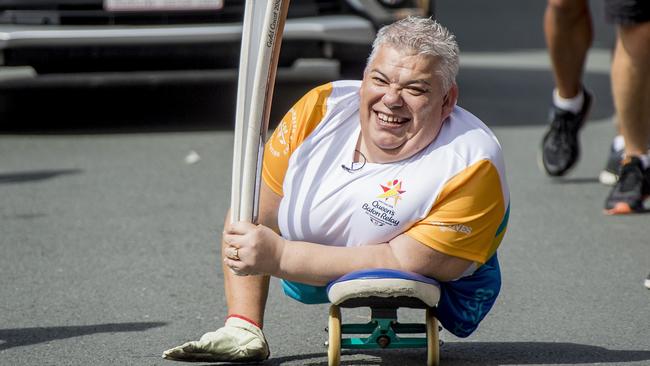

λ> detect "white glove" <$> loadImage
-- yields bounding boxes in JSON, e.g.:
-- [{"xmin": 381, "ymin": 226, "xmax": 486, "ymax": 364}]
[{"xmin": 162, "ymin": 317, "xmax": 269, "ymax": 362}]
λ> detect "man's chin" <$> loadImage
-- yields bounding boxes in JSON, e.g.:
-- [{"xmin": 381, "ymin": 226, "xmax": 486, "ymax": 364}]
[
  {"xmin": 373, "ymin": 134, "xmax": 406, "ymax": 149},
  {"xmin": 370, "ymin": 140, "xmax": 407, "ymax": 158}
]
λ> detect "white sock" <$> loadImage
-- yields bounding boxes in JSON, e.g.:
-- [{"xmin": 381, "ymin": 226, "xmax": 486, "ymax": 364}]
[
  {"xmin": 612, "ymin": 135, "xmax": 625, "ymax": 152},
  {"xmin": 553, "ymin": 88, "xmax": 584, "ymax": 114}
]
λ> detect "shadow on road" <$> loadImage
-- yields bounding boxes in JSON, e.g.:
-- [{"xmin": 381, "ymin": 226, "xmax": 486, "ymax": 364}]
[
  {"xmin": 0, "ymin": 322, "xmax": 166, "ymax": 351},
  {"xmin": 548, "ymin": 176, "xmax": 601, "ymax": 185},
  {"xmin": 457, "ymin": 68, "xmax": 613, "ymax": 128},
  {"xmin": 0, "ymin": 67, "xmax": 615, "ymax": 136},
  {"xmin": 440, "ymin": 341, "xmax": 650, "ymax": 365},
  {"xmin": 0, "ymin": 80, "xmax": 323, "ymax": 135},
  {"xmin": 0, "ymin": 169, "xmax": 83, "ymax": 185},
  {"xmin": 213, "ymin": 342, "xmax": 650, "ymax": 365}
]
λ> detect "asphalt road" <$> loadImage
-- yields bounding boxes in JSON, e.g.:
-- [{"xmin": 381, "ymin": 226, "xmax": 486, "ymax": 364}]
[{"xmin": 1, "ymin": 1, "xmax": 649, "ymax": 366}]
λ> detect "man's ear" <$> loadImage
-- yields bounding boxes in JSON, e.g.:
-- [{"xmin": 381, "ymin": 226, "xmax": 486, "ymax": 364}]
[{"xmin": 441, "ymin": 83, "xmax": 459, "ymax": 119}]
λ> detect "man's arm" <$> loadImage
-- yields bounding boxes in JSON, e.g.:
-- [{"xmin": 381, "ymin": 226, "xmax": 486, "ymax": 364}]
[
  {"xmin": 255, "ymin": 180, "xmax": 282, "ymax": 231},
  {"xmin": 223, "ymin": 215, "xmax": 472, "ymax": 285},
  {"xmin": 225, "ymin": 159, "xmax": 507, "ymax": 286},
  {"xmin": 277, "ymin": 232, "xmax": 473, "ymax": 285}
]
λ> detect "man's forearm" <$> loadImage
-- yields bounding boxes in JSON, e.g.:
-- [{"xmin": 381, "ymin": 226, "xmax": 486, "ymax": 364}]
[
  {"xmin": 224, "ymin": 221, "xmax": 473, "ymax": 283},
  {"xmin": 276, "ymin": 240, "xmax": 401, "ymax": 286}
]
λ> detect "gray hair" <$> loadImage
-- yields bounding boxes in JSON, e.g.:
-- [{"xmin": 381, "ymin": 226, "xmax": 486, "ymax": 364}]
[{"xmin": 367, "ymin": 17, "xmax": 460, "ymax": 92}]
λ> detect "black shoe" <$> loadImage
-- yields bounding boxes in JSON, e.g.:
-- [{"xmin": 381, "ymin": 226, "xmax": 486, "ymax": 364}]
[
  {"xmin": 604, "ymin": 156, "xmax": 650, "ymax": 214},
  {"xmin": 599, "ymin": 139, "xmax": 650, "ymax": 186},
  {"xmin": 599, "ymin": 141, "xmax": 624, "ymax": 186},
  {"xmin": 540, "ymin": 89, "xmax": 592, "ymax": 176}
]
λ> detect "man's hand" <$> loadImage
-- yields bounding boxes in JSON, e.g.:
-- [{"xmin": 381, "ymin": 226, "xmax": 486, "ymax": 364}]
[{"xmin": 223, "ymin": 222, "xmax": 286, "ymax": 277}]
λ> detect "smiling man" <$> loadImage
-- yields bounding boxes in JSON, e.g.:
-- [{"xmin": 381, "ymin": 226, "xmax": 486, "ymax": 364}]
[{"xmin": 163, "ymin": 17, "xmax": 510, "ymax": 363}]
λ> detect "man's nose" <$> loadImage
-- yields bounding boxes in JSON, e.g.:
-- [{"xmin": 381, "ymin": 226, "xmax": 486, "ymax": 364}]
[{"xmin": 382, "ymin": 87, "xmax": 403, "ymax": 108}]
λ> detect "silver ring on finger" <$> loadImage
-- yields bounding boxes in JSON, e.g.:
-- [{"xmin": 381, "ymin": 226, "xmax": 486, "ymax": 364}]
[{"xmin": 232, "ymin": 247, "xmax": 240, "ymax": 261}]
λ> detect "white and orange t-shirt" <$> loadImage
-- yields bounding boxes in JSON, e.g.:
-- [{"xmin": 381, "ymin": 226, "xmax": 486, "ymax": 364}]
[{"xmin": 263, "ymin": 80, "xmax": 509, "ymax": 266}]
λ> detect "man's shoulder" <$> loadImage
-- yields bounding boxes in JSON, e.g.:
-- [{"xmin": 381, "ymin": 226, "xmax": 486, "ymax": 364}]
[
  {"xmin": 437, "ymin": 105, "xmax": 504, "ymax": 163},
  {"xmin": 300, "ymin": 80, "xmax": 360, "ymax": 110},
  {"xmin": 448, "ymin": 105, "xmax": 491, "ymax": 133},
  {"xmin": 331, "ymin": 79, "xmax": 362, "ymax": 91},
  {"xmin": 327, "ymin": 80, "xmax": 362, "ymax": 104},
  {"xmin": 448, "ymin": 106, "xmax": 500, "ymax": 145}
]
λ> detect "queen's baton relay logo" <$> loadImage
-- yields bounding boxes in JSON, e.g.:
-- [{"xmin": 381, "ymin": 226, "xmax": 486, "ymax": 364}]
[{"xmin": 362, "ymin": 179, "xmax": 406, "ymax": 226}]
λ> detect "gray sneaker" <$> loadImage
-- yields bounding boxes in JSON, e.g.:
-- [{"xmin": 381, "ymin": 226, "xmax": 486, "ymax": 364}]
[
  {"xmin": 599, "ymin": 141, "xmax": 624, "ymax": 186},
  {"xmin": 599, "ymin": 139, "xmax": 650, "ymax": 186},
  {"xmin": 603, "ymin": 156, "xmax": 650, "ymax": 215},
  {"xmin": 540, "ymin": 89, "xmax": 592, "ymax": 176}
]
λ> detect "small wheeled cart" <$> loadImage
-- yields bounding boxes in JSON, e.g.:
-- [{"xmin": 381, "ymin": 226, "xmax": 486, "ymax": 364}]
[{"xmin": 326, "ymin": 269, "xmax": 442, "ymax": 366}]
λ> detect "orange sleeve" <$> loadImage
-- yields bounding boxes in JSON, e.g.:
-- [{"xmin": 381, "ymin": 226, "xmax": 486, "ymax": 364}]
[
  {"xmin": 262, "ymin": 82, "xmax": 334, "ymax": 196},
  {"xmin": 405, "ymin": 159, "xmax": 508, "ymax": 264}
]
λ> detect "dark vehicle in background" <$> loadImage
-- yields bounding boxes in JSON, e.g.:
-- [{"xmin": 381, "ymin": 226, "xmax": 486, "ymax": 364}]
[
  {"xmin": 0, "ymin": 1, "xmax": 433, "ymax": 129},
  {"xmin": 0, "ymin": 0, "xmax": 434, "ymax": 84}
]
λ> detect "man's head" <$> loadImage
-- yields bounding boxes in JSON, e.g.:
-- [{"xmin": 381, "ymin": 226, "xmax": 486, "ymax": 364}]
[
  {"xmin": 366, "ymin": 17, "xmax": 459, "ymax": 93},
  {"xmin": 358, "ymin": 17, "xmax": 460, "ymax": 163}
]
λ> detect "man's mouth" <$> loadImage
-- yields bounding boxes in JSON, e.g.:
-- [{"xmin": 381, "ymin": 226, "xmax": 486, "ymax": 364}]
[{"xmin": 375, "ymin": 111, "xmax": 409, "ymax": 126}]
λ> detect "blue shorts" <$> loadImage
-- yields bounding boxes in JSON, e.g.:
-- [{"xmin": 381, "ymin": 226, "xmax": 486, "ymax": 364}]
[{"xmin": 281, "ymin": 253, "xmax": 501, "ymax": 338}]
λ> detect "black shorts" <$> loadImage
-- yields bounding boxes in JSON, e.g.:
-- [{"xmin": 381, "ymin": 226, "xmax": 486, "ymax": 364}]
[{"xmin": 605, "ymin": 0, "xmax": 650, "ymax": 25}]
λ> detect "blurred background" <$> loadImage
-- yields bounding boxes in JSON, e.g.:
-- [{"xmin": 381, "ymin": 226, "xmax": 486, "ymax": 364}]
[
  {"xmin": 3, "ymin": 2, "xmax": 649, "ymax": 366},
  {"xmin": 0, "ymin": 0, "xmax": 614, "ymax": 131},
  {"xmin": 0, "ymin": 0, "xmax": 436, "ymax": 131}
]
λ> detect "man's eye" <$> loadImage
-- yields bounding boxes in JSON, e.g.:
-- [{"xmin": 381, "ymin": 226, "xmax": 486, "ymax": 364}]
[
  {"xmin": 407, "ymin": 88, "xmax": 426, "ymax": 95},
  {"xmin": 373, "ymin": 77, "xmax": 388, "ymax": 84}
]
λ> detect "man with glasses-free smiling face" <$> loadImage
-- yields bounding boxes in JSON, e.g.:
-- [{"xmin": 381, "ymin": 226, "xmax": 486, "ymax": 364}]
[{"xmin": 164, "ymin": 17, "xmax": 510, "ymax": 363}]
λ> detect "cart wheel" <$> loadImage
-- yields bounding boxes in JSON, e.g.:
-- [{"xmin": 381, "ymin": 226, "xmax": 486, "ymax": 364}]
[
  {"xmin": 328, "ymin": 305, "xmax": 341, "ymax": 366},
  {"xmin": 426, "ymin": 308, "xmax": 440, "ymax": 366}
]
